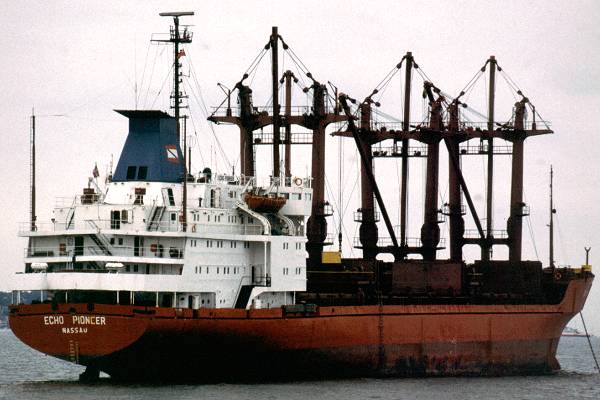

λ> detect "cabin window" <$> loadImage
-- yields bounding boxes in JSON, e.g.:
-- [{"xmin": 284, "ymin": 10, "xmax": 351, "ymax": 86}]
[
  {"xmin": 134, "ymin": 188, "xmax": 146, "ymax": 205},
  {"xmin": 74, "ymin": 236, "xmax": 84, "ymax": 256},
  {"xmin": 134, "ymin": 236, "xmax": 143, "ymax": 256},
  {"xmin": 111, "ymin": 210, "xmax": 121, "ymax": 229},
  {"xmin": 291, "ymin": 193, "xmax": 301, "ymax": 200},
  {"xmin": 137, "ymin": 166, "xmax": 148, "ymax": 180},
  {"xmin": 210, "ymin": 190, "xmax": 216, "ymax": 208},
  {"xmin": 118, "ymin": 238, "xmax": 124, "ymax": 245},
  {"xmin": 126, "ymin": 166, "xmax": 137, "ymax": 180},
  {"xmin": 305, "ymin": 193, "xmax": 312, "ymax": 200},
  {"xmin": 166, "ymin": 188, "xmax": 175, "ymax": 206}
]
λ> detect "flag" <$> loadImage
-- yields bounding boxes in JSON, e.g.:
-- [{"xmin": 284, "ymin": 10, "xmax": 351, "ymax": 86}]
[
  {"xmin": 177, "ymin": 49, "xmax": 186, "ymax": 59},
  {"xmin": 92, "ymin": 163, "xmax": 99, "ymax": 178}
]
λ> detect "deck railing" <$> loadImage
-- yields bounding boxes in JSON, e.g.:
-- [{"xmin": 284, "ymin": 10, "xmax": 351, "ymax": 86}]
[{"xmin": 25, "ymin": 245, "xmax": 184, "ymax": 260}]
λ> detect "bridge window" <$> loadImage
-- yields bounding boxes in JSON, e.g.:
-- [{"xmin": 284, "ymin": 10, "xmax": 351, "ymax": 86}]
[
  {"xmin": 137, "ymin": 166, "xmax": 148, "ymax": 180},
  {"xmin": 126, "ymin": 166, "xmax": 137, "ymax": 180}
]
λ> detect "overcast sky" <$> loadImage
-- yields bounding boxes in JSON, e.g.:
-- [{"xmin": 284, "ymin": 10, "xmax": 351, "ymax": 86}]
[{"xmin": 1, "ymin": 0, "xmax": 599, "ymax": 332}]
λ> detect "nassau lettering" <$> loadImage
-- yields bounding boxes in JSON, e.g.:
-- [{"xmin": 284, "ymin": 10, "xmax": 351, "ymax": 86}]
[{"xmin": 62, "ymin": 327, "xmax": 88, "ymax": 334}]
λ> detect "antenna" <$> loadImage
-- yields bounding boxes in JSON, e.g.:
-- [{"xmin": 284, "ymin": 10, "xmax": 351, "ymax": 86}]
[
  {"xmin": 152, "ymin": 11, "xmax": 194, "ymax": 138},
  {"xmin": 153, "ymin": 11, "xmax": 194, "ymax": 232},
  {"xmin": 549, "ymin": 165, "xmax": 556, "ymax": 269},
  {"xmin": 159, "ymin": 11, "xmax": 194, "ymax": 17},
  {"xmin": 30, "ymin": 108, "xmax": 36, "ymax": 232}
]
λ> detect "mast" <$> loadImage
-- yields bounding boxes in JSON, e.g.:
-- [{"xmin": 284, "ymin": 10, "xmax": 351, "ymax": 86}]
[
  {"xmin": 447, "ymin": 100, "xmax": 464, "ymax": 261},
  {"xmin": 421, "ymin": 82, "xmax": 442, "ymax": 261},
  {"xmin": 358, "ymin": 101, "xmax": 378, "ymax": 259},
  {"xmin": 508, "ymin": 96, "xmax": 527, "ymax": 262},
  {"xmin": 549, "ymin": 165, "xmax": 555, "ymax": 269},
  {"xmin": 484, "ymin": 55, "xmax": 496, "ymax": 261},
  {"xmin": 271, "ymin": 27, "xmax": 281, "ymax": 180},
  {"xmin": 30, "ymin": 109, "xmax": 36, "ymax": 231},
  {"xmin": 283, "ymin": 70, "xmax": 295, "ymax": 183},
  {"xmin": 400, "ymin": 52, "xmax": 413, "ymax": 249},
  {"xmin": 183, "ymin": 115, "xmax": 188, "ymax": 232},
  {"xmin": 156, "ymin": 11, "xmax": 194, "ymax": 232}
]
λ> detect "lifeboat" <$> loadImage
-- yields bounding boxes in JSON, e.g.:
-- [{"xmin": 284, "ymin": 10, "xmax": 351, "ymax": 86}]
[{"xmin": 244, "ymin": 193, "xmax": 286, "ymax": 213}]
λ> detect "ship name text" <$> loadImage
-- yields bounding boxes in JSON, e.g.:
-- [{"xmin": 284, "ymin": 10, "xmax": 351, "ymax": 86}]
[{"xmin": 43, "ymin": 315, "xmax": 106, "ymax": 326}]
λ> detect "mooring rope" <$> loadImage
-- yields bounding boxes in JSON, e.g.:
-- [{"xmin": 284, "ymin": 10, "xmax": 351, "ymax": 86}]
[{"xmin": 580, "ymin": 311, "xmax": 600, "ymax": 372}]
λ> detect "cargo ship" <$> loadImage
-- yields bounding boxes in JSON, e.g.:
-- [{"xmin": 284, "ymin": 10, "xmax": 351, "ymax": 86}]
[{"xmin": 9, "ymin": 12, "xmax": 593, "ymax": 382}]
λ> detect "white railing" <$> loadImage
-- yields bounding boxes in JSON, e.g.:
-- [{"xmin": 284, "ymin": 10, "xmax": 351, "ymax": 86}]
[
  {"xmin": 20, "ymin": 219, "xmax": 266, "ymax": 236},
  {"xmin": 251, "ymin": 175, "xmax": 313, "ymax": 189},
  {"xmin": 181, "ymin": 222, "xmax": 264, "ymax": 236},
  {"xmin": 25, "ymin": 245, "xmax": 184, "ymax": 260},
  {"xmin": 19, "ymin": 219, "xmax": 118, "ymax": 234}
]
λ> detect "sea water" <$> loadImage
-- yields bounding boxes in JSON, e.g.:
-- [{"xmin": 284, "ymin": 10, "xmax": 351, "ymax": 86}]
[{"xmin": 0, "ymin": 329, "xmax": 598, "ymax": 400}]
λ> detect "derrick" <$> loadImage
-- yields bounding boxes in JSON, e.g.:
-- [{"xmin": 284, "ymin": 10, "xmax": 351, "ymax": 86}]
[
  {"xmin": 334, "ymin": 53, "xmax": 552, "ymax": 267},
  {"xmin": 208, "ymin": 27, "xmax": 347, "ymax": 267}
]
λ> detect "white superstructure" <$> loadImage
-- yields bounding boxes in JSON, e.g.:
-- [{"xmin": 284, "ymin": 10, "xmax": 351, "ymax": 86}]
[{"xmin": 16, "ymin": 174, "xmax": 312, "ymax": 310}]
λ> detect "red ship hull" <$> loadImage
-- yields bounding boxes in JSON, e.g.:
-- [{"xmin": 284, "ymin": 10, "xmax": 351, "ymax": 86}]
[{"xmin": 9, "ymin": 278, "xmax": 592, "ymax": 381}]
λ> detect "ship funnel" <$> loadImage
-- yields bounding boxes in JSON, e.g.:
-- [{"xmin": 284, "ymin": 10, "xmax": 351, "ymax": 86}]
[{"xmin": 112, "ymin": 110, "xmax": 184, "ymax": 183}]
